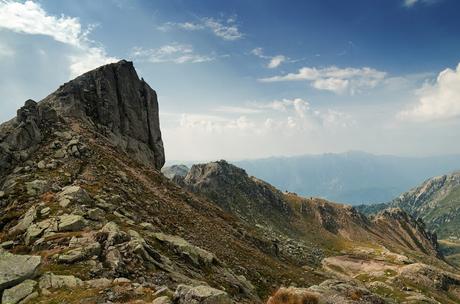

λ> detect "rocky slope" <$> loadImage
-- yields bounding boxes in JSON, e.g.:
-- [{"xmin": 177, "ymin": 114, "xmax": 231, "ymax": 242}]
[
  {"xmin": 0, "ymin": 61, "xmax": 459, "ymax": 304},
  {"xmin": 169, "ymin": 160, "xmax": 460, "ymax": 303},
  {"xmin": 359, "ymin": 171, "xmax": 460, "ymax": 239}
]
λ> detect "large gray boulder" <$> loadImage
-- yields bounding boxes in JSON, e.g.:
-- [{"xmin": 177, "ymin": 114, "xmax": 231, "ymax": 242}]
[
  {"xmin": 174, "ymin": 285, "xmax": 231, "ymax": 304},
  {"xmin": 1, "ymin": 279, "xmax": 37, "ymax": 304},
  {"xmin": 0, "ymin": 250, "xmax": 41, "ymax": 292}
]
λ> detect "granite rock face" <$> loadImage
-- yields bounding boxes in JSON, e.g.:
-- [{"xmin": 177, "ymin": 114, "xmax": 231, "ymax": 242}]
[
  {"xmin": 0, "ymin": 60, "xmax": 164, "ymax": 175},
  {"xmin": 43, "ymin": 60, "xmax": 165, "ymax": 170}
]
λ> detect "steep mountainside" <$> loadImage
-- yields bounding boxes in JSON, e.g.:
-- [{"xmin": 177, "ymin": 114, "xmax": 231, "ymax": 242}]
[
  {"xmin": 0, "ymin": 61, "xmax": 459, "ymax": 304},
  {"xmin": 169, "ymin": 160, "xmax": 460, "ymax": 303},
  {"xmin": 359, "ymin": 171, "xmax": 460, "ymax": 240},
  {"xmin": 233, "ymin": 152, "xmax": 460, "ymax": 204}
]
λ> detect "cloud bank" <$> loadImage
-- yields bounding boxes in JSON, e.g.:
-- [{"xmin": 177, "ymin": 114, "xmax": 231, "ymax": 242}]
[
  {"xmin": 259, "ymin": 66, "xmax": 386, "ymax": 94},
  {"xmin": 398, "ymin": 63, "xmax": 460, "ymax": 121}
]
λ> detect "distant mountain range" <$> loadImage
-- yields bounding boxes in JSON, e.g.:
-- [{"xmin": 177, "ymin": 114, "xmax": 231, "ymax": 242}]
[{"xmin": 231, "ymin": 151, "xmax": 460, "ymax": 205}]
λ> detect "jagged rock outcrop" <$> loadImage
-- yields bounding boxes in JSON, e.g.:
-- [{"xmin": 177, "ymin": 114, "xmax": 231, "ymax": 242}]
[
  {"xmin": 0, "ymin": 60, "xmax": 164, "ymax": 179},
  {"xmin": 162, "ymin": 164, "xmax": 189, "ymax": 180}
]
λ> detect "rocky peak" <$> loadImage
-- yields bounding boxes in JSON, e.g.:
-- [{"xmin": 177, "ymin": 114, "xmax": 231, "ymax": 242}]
[
  {"xmin": 44, "ymin": 60, "xmax": 164, "ymax": 170},
  {"xmin": 183, "ymin": 160, "xmax": 247, "ymax": 189},
  {"xmin": 0, "ymin": 60, "xmax": 165, "ymax": 178}
]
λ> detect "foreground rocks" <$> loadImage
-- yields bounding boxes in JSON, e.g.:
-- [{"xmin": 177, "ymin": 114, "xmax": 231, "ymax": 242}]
[{"xmin": 0, "ymin": 250, "xmax": 41, "ymax": 292}]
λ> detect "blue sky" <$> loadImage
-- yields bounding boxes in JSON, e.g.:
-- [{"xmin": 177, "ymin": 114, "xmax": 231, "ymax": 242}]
[{"xmin": 1, "ymin": 0, "xmax": 460, "ymax": 160}]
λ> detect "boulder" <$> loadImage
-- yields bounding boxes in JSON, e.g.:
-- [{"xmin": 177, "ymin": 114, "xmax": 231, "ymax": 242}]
[
  {"xmin": 58, "ymin": 242, "xmax": 101, "ymax": 263},
  {"xmin": 174, "ymin": 285, "xmax": 231, "ymax": 304},
  {"xmin": 24, "ymin": 218, "xmax": 58, "ymax": 245},
  {"xmin": 1, "ymin": 279, "xmax": 37, "ymax": 304},
  {"xmin": 25, "ymin": 180, "xmax": 47, "ymax": 197},
  {"xmin": 58, "ymin": 186, "xmax": 91, "ymax": 208},
  {"xmin": 100, "ymin": 222, "xmax": 130, "ymax": 246},
  {"xmin": 153, "ymin": 296, "xmax": 172, "ymax": 304},
  {"xmin": 0, "ymin": 250, "xmax": 41, "ymax": 292},
  {"xmin": 153, "ymin": 233, "xmax": 218, "ymax": 267},
  {"xmin": 57, "ymin": 214, "xmax": 86, "ymax": 231},
  {"xmin": 9, "ymin": 206, "xmax": 37, "ymax": 235},
  {"xmin": 38, "ymin": 273, "xmax": 83, "ymax": 289},
  {"xmin": 84, "ymin": 278, "xmax": 112, "ymax": 289}
]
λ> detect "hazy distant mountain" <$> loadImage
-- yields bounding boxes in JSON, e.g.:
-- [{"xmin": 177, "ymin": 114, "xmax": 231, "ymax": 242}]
[{"xmin": 233, "ymin": 151, "xmax": 460, "ymax": 205}]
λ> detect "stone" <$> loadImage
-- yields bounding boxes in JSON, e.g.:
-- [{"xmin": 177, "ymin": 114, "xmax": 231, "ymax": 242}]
[
  {"xmin": 38, "ymin": 273, "xmax": 83, "ymax": 289},
  {"xmin": 8, "ymin": 206, "xmax": 37, "ymax": 235},
  {"xmin": 153, "ymin": 233, "xmax": 218, "ymax": 267},
  {"xmin": 36, "ymin": 160, "xmax": 45, "ymax": 169},
  {"xmin": 140, "ymin": 222, "xmax": 154, "ymax": 231},
  {"xmin": 154, "ymin": 286, "xmax": 174, "ymax": 299},
  {"xmin": 88, "ymin": 208, "xmax": 105, "ymax": 221},
  {"xmin": 18, "ymin": 291, "xmax": 38, "ymax": 303},
  {"xmin": 113, "ymin": 277, "xmax": 131, "ymax": 284},
  {"xmin": 58, "ymin": 186, "xmax": 91, "ymax": 207},
  {"xmin": 54, "ymin": 149, "xmax": 66, "ymax": 159},
  {"xmin": 58, "ymin": 242, "xmax": 101, "ymax": 263},
  {"xmin": 174, "ymin": 285, "xmax": 231, "ymax": 304},
  {"xmin": 0, "ymin": 241, "xmax": 14, "ymax": 249},
  {"xmin": 0, "ymin": 250, "xmax": 41, "ymax": 292},
  {"xmin": 100, "ymin": 222, "xmax": 130, "ymax": 246},
  {"xmin": 25, "ymin": 180, "xmax": 47, "ymax": 197},
  {"xmin": 54, "ymin": 131, "xmax": 72, "ymax": 140},
  {"xmin": 1, "ymin": 279, "xmax": 37, "ymax": 304},
  {"xmin": 153, "ymin": 296, "xmax": 172, "ymax": 304},
  {"xmin": 105, "ymin": 247, "xmax": 124, "ymax": 271},
  {"xmin": 40, "ymin": 207, "xmax": 50, "ymax": 217},
  {"xmin": 84, "ymin": 278, "xmax": 112, "ymax": 289},
  {"xmin": 58, "ymin": 214, "xmax": 86, "ymax": 231},
  {"xmin": 25, "ymin": 219, "xmax": 57, "ymax": 245}
]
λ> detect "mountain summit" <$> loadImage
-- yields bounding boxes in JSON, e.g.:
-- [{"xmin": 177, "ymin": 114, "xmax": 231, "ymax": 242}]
[{"xmin": 0, "ymin": 60, "xmax": 164, "ymax": 179}]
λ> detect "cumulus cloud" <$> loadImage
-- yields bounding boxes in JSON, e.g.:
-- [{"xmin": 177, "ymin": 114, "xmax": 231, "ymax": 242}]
[
  {"xmin": 158, "ymin": 16, "xmax": 243, "ymax": 41},
  {"xmin": 398, "ymin": 63, "xmax": 460, "ymax": 121},
  {"xmin": 251, "ymin": 47, "xmax": 287, "ymax": 69},
  {"xmin": 0, "ymin": 0, "xmax": 118, "ymax": 78},
  {"xmin": 131, "ymin": 44, "xmax": 214, "ymax": 64},
  {"xmin": 259, "ymin": 66, "xmax": 386, "ymax": 94}
]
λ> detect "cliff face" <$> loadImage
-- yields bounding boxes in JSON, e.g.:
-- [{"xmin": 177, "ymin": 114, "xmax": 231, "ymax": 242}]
[{"xmin": 0, "ymin": 60, "xmax": 164, "ymax": 179}]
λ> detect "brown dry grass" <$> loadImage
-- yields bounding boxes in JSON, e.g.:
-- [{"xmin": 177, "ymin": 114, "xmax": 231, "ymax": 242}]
[{"xmin": 267, "ymin": 287, "xmax": 319, "ymax": 304}]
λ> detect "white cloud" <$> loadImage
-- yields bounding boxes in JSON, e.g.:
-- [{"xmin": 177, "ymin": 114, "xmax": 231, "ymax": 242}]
[
  {"xmin": 251, "ymin": 47, "xmax": 287, "ymax": 69},
  {"xmin": 0, "ymin": 1, "xmax": 118, "ymax": 78},
  {"xmin": 398, "ymin": 63, "xmax": 460, "ymax": 121},
  {"xmin": 158, "ymin": 16, "xmax": 243, "ymax": 41},
  {"xmin": 259, "ymin": 66, "xmax": 386, "ymax": 94},
  {"xmin": 131, "ymin": 44, "xmax": 214, "ymax": 64},
  {"xmin": 403, "ymin": 0, "xmax": 439, "ymax": 7}
]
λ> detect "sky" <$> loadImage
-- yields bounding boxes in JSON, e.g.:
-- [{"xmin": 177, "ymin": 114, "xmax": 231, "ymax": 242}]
[{"xmin": 1, "ymin": 0, "xmax": 460, "ymax": 161}]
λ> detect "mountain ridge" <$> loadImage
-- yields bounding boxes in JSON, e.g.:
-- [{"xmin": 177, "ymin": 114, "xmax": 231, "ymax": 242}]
[{"xmin": 0, "ymin": 61, "xmax": 459, "ymax": 303}]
